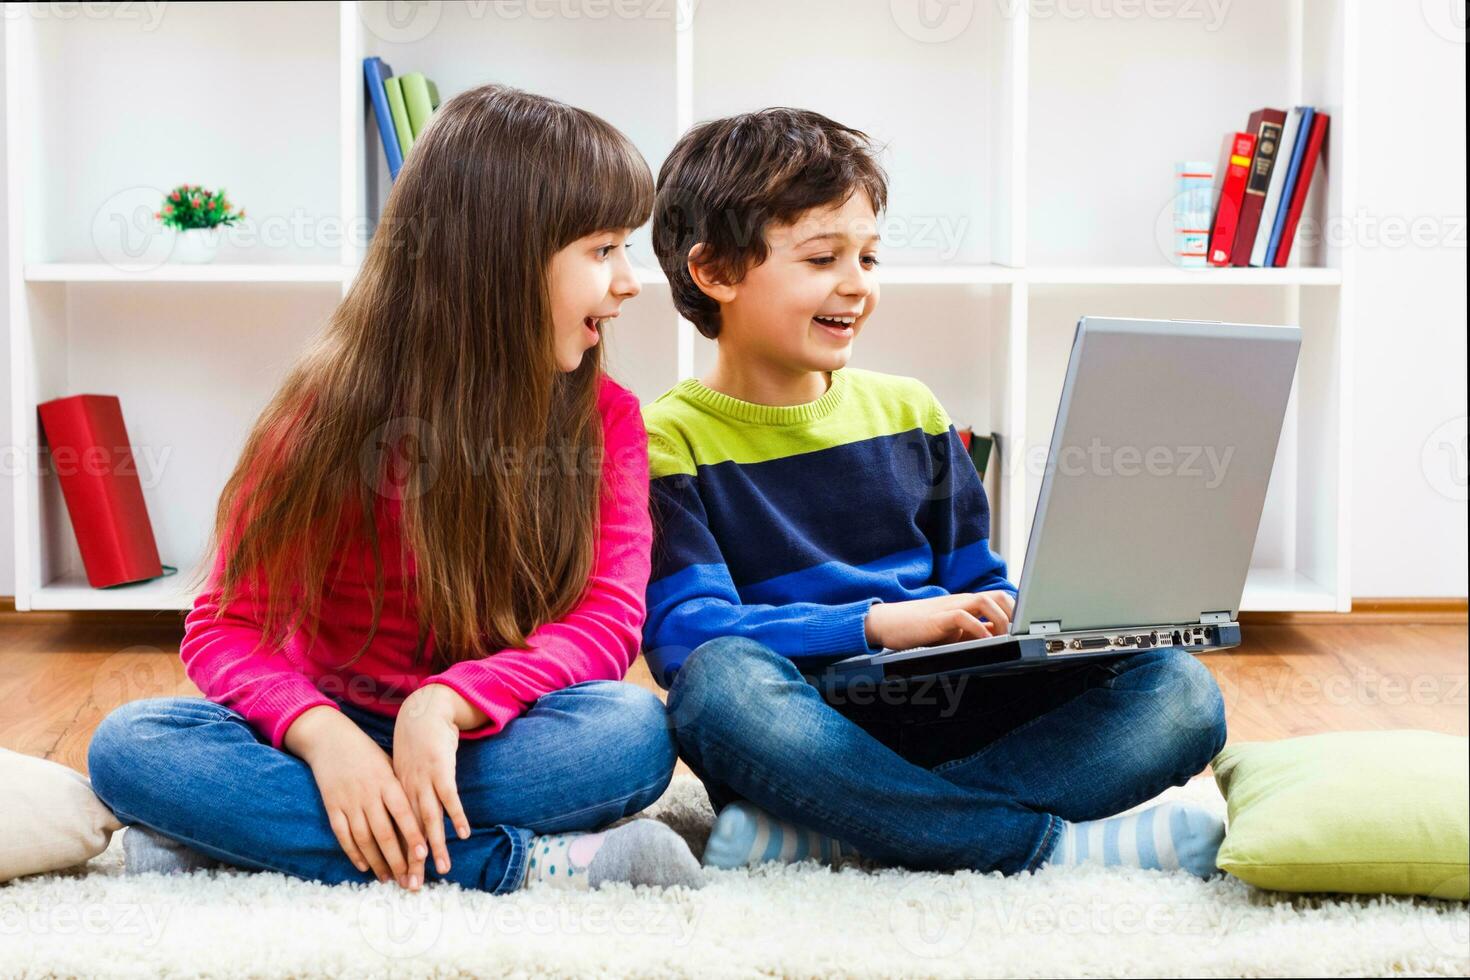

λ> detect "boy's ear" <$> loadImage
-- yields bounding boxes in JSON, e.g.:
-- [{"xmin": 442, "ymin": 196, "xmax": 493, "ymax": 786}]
[{"xmin": 686, "ymin": 243, "xmax": 738, "ymax": 305}]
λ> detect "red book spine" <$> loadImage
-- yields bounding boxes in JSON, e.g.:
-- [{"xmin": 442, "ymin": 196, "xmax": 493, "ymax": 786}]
[
  {"xmin": 1273, "ymin": 112, "xmax": 1330, "ymax": 267},
  {"xmin": 1207, "ymin": 132, "xmax": 1257, "ymax": 266},
  {"xmin": 1230, "ymin": 108, "xmax": 1288, "ymax": 266},
  {"xmin": 36, "ymin": 394, "xmax": 163, "ymax": 588}
]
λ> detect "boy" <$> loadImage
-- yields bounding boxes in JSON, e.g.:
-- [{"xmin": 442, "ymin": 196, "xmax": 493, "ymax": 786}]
[{"xmin": 642, "ymin": 108, "xmax": 1228, "ymax": 878}]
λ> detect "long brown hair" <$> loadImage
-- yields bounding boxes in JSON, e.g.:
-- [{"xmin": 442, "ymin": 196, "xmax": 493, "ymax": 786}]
[{"xmin": 191, "ymin": 85, "xmax": 653, "ymax": 673}]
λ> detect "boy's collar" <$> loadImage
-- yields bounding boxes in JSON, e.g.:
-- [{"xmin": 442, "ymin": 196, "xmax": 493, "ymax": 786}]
[{"xmin": 676, "ymin": 369, "xmax": 851, "ymax": 426}]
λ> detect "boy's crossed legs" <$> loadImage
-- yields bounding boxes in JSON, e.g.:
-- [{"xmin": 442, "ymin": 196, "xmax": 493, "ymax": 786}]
[{"xmin": 667, "ymin": 636, "xmax": 1228, "ymax": 877}]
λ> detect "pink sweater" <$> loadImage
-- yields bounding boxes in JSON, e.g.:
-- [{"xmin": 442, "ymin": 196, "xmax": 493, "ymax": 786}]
[{"xmin": 180, "ymin": 376, "xmax": 653, "ymax": 750}]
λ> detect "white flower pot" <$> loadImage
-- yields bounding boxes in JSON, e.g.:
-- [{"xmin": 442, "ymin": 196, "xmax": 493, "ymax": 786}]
[{"xmin": 168, "ymin": 227, "xmax": 223, "ymax": 264}]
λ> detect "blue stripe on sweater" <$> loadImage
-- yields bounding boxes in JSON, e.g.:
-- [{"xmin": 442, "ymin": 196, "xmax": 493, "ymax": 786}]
[{"xmin": 650, "ymin": 426, "xmax": 989, "ymax": 589}]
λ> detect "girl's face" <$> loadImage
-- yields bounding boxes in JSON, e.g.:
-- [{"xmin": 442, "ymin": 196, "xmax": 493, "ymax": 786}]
[{"xmin": 547, "ymin": 228, "xmax": 642, "ymax": 373}]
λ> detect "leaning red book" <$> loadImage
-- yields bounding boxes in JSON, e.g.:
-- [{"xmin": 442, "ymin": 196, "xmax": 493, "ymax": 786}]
[
  {"xmin": 37, "ymin": 394, "xmax": 164, "ymax": 588},
  {"xmin": 1207, "ymin": 131, "xmax": 1257, "ymax": 266}
]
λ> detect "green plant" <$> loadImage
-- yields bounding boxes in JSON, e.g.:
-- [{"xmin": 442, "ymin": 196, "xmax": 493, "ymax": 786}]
[{"xmin": 155, "ymin": 184, "xmax": 246, "ymax": 231}]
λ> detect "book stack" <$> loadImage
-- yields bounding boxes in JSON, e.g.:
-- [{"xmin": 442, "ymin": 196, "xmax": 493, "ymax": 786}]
[
  {"xmin": 1207, "ymin": 107, "xmax": 1330, "ymax": 267},
  {"xmin": 364, "ymin": 57, "xmax": 442, "ymax": 181}
]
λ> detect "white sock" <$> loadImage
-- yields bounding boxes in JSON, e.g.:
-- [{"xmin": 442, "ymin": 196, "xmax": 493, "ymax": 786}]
[
  {"xmin": 521, "ymin": 818, "xmax": 704, "ymax": 890},
  {"xmin": 1046, "ymin": 801, "xmax": 1225, "ymax": 878},
  {"xmin": 701, "ymin": 800, "xmax": 861, "ymax": 869}
]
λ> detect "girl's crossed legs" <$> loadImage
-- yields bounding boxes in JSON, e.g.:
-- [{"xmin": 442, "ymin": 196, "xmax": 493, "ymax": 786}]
[{"xmin": 88, "ymin": 680, "xmax": 679, "ymax": 895}]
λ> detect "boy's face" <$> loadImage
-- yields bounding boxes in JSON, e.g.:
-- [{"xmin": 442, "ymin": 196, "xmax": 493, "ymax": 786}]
[{"xmin": 713, "ymin": 191, "xmax": 880, "ymax": 375}]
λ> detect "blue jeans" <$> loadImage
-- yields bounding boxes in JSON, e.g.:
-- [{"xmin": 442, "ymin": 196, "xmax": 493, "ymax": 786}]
[
  {"xmin": 88, "ymin": 681, "xmax": 677, "ymax": 894},
  {"xmin": 667, "ymin": 637, "xmax": 1227, "ymax": 875}
]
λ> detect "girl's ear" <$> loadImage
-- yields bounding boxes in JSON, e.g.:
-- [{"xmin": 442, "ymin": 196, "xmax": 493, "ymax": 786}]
[{"xmin": 687, "ymin": 243, "xmax": 738, "ymax": 304}]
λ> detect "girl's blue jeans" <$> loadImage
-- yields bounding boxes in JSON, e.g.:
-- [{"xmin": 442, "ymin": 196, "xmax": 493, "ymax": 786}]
[
  {"xmin": 87, "ymin": 681, "xmax": 678, "ymax": 894},
  {"xmin": 666, "ymin": 636, "xmax": 1228, "ymax": 875}
]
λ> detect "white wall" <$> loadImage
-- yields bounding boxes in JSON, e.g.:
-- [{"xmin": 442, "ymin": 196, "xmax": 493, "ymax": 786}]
[
  {"xmin": 1348, "ymin": 1, "xmax": 1468, "ymax": 596},
  {"xmin": 1, "ymin": 6, "xmax": 1465, "ymax": 600}
]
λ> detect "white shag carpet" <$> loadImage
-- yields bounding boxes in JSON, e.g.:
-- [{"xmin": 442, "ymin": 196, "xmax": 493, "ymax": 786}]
[{"xmin": 2, "ymin": 775, "xmax": 1467, "ymax": 978}]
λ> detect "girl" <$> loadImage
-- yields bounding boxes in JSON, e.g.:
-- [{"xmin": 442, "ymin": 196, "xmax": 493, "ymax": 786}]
[{"xmin": 87, "ymin": 85, "xmax": 703, "ymax": 895}]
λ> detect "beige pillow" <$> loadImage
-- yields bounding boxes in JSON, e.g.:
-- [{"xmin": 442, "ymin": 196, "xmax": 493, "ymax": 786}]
[{"xmin": 0, "ymin": 747, "xmax": 122, "ymax": 882}]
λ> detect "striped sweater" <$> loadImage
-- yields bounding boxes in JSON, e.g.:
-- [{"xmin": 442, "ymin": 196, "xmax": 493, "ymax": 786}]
[{"xmin": 641, "ymin": 367, "xmax": 1016, "ymax": 688}]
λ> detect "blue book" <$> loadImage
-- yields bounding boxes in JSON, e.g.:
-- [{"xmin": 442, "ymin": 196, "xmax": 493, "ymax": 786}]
[
  {"xmin": 1265, "ymin": 106, "xmax": 1314, "ymax": 266},
  {"xmin": 363, "ymin": 57, "xmax": 404, "ymax": 180}
]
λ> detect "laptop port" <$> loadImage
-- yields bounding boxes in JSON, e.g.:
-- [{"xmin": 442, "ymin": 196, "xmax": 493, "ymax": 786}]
[
  {"xmin": 1045, "ymin": 640, "xmax": 1066, "ymax": 653},
  {"xmin": 1070, "ymin": 637, "xmax": 1112, "ymax": 651}
]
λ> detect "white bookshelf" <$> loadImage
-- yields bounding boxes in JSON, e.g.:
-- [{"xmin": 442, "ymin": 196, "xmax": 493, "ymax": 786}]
[{"xmin": 5, "ymin": 0, "xmax": 1355, "ymax": 613}]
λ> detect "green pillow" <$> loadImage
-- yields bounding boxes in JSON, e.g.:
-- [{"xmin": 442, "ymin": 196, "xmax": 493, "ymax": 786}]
[{"xmin": 1212, "ymin": 730, "xmax": 1469, "ymax": 898}]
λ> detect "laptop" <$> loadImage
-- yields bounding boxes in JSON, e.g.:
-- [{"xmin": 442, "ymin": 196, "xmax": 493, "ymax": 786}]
[{"xmin": 811, "ymin": 315, "xmax": 1302, "ymax": 691}]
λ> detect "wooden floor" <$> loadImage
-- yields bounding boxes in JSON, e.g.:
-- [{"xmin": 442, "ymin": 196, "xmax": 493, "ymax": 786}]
[{"xmin": 1, "ymin": 618, "xmax": 1464, "ymax": 779}]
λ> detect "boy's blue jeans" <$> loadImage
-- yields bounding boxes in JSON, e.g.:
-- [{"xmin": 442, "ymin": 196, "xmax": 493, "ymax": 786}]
[
  {"xmin": 87, "ymin": 681, "xmax": 677, "ymax": 894},
  {"xmin": 666, "ymin": 637, "xmax": 1228, "ymax": 875}
]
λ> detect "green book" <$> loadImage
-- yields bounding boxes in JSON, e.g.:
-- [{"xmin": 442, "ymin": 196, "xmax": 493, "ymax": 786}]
[
  {"xmin": 400, "ymin": 73, "xmax": 440, "ymax": 139},
  {"xmin": 384, "ymin": 77, "xmax": 413, "ymax": 159}
]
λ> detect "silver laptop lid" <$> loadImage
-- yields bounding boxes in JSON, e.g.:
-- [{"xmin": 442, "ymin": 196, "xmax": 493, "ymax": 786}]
[{"xmin": 1012, "ymin": 316, "xmax": 1301, "ymax": 634}]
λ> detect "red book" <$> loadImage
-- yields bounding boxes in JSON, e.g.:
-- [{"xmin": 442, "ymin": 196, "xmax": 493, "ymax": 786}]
[
  {"xmin": 37, "ymin": 394, "xmax": 164, "ymax": 588},
  {"xmin": 1207, "ymin": 131, "xmax": 1257, "ymax": 266},
  {"xmin": 1272, "ymin": 111, "xmax": 1330, "ymax": 266},
  {"xmin": 1230, "ymin": 108, "xmax": 1288, "ymax": 266}
]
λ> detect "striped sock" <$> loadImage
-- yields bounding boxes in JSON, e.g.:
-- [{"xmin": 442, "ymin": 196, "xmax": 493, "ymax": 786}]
[
  {"xmin": 701, "ymin": 800, "xmax": 861, "ymax": 869},
  {"xmin": 1046, "ymin": 801, "xmax": 1225, "ymax": 878}
]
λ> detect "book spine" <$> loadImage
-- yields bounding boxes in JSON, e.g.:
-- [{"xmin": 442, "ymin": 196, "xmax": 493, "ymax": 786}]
[
  {"xmin": 1207, "ymin": 132, "xmax": 1256, "ymax": 266},
  {"xmin": 402, "ymin": 73, "xmax": 438, "ymax": 140},
  {"xmin": 1273, "ymin": 112, "xmax": 1330, "ymax": 266},
  {"xmin": 1173, "ymin": 161, "xmax": 1215, "ymax": 267},
  {"xmin": 363, "ymin": 57, "xmax": 403, "ymax": 179},
  {"xmin": 1230, "ymin": 108, "xmax": 1287, "ymax": 266},
  {"xmin": 1266, "ymin": 107, "xmax": 1315, "ymax": 266},
  {"xmin": 385, "ymin": 77, "xmax": 413, "ymax": 160},
  {"xmin": 1250, "ymin": 107, "xmax": 1304, "ymax": 266}
]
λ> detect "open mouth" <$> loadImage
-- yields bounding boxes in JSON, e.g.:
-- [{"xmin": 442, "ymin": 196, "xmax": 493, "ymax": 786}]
[
  {"xmin": 812, "ymin": 314, "xmax": 858, "ymax": 336},
  {"xmin": 583, "ymin": 316, "xmax": 606, "ymax": 339}
]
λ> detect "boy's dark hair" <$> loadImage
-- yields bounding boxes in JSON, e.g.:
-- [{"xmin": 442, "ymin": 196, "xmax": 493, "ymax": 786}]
[{"xmin": 652, "ymin": 108, "xmax": 888, "ymax": 339}]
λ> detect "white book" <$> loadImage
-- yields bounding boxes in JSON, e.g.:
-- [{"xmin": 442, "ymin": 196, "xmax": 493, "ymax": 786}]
[{"xmin": 1250, "ymin": 107, "xmax": 1304, "ymax": 267}]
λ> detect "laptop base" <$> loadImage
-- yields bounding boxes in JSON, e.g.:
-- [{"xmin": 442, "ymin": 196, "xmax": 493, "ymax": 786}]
[{"xmin": 809, "ymin": 621, "xmax": 1240, "ymax": 693}]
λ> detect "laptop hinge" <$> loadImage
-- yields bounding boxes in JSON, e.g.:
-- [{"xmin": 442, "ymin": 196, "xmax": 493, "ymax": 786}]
[
  {"xmin": 1028, "ymin": 621, "xmax": 1062, "ymax": 636},
  {"xmin": 1199, "ymin": 611, "xmax": 1232, "ymax": 625}
]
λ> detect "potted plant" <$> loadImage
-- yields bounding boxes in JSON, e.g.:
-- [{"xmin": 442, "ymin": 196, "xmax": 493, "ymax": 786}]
[{"xmin": 155, "ymin": 184, "xmax": 245, "ymax": 263}]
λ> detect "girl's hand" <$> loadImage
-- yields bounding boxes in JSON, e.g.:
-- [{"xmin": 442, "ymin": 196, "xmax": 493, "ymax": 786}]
[
  {"xmin": 284, "ymin": 705, "xmax": 430, "ymax": 890},
  {"xmin": 392, "ymin": 685, "xmax": 479, "ymax": 883},
  {"xmin": 863, "ymin": 590, "xmax": 1016, "ymax": 651}
]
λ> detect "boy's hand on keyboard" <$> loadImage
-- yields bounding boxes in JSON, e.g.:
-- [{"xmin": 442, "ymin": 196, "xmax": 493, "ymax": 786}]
[{"xmin": 864, "ymin": 590, "xmax": 1016, "ymax": 651}]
